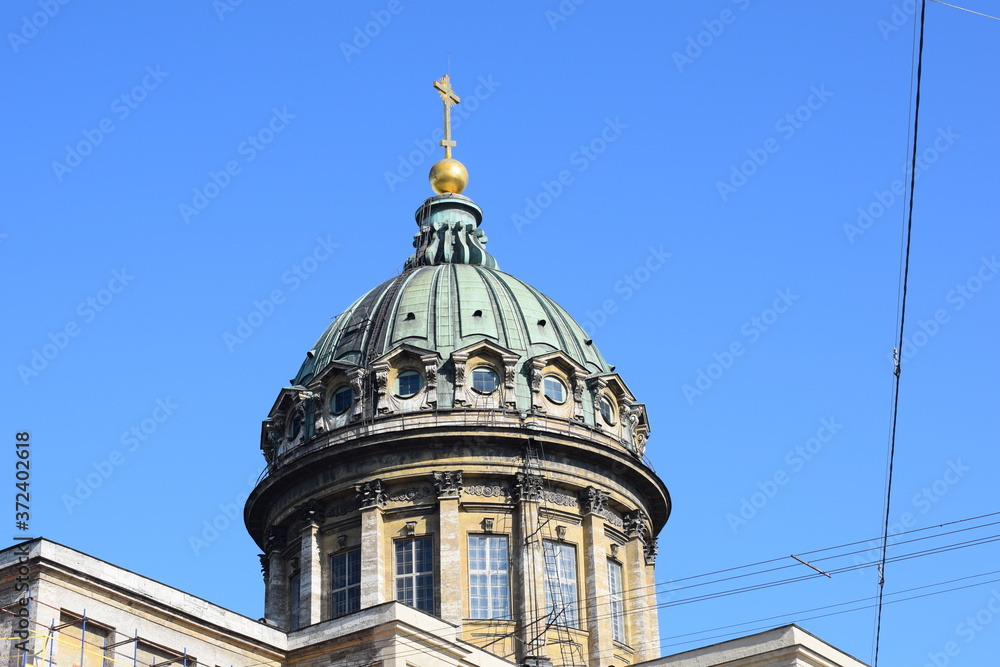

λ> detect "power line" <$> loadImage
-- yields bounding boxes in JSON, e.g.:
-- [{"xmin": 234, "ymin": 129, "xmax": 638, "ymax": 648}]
[
  {"xmin": 874, "ymin": 0, "xmax": 927, "ymax": 664},
  {"xmin": 662, "ymin": 569, "xmax": 1000, "ymax": 651},
  {"xmin": 929, "ymin": 0, "xmax": 1000, "ymax": 21}
]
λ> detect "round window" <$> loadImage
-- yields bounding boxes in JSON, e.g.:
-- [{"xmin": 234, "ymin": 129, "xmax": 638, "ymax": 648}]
[
  {"xmin": 543, "ymin": 376, "xmax": 566, "ymax": 404},
  {"xmin": 471, "ymin": 367, "xmax": 499, "ymax": 394},
  {"xmin": 599, "ymin": 396, "xmax": 615, "ymax": 425},
  {"xmin": 331, "ymin": 385, "xmax": 353, "ymax": 415},
  {"xmin": 396, "ymin": 370, "xmax": 423, "ymax": 398}
]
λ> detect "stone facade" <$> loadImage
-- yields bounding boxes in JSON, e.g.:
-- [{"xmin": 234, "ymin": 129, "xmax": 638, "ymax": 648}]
[{"xmin": 0, "ymin": 539, "xmax": 513, "ymax": 667}]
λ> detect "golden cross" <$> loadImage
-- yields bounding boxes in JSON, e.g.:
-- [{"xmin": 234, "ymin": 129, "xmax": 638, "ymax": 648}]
[{"xmin": 433, "ymin": 74, "xmax": 461, "ymax": 159}]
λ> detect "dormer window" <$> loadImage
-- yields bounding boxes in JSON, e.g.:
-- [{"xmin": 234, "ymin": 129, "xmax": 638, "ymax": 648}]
[
  {"xmin": 288, "ymin": 411, "xmax": 304, "ymax": 440},
  {"xmin": 543, "ymin": 376, "xmax": 566, "ymax": 404},
  {"xmin": 599, "ymin": 396, "xmax": 616, "ymax": 425},
  {"xmin": 396, "ymin": 370, "xmax": 423, "ymax": 398},
  {"xmin": 471, "ymin": 367, "xmax": 499, "ymax": 394},
  {"xmin": 331, "ymin": 386, "xmax": 353, "ymax": 415}
]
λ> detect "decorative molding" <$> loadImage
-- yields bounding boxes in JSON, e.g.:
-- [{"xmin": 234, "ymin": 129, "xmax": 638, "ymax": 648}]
[
  {"xmin": 513, "ymin": 472, "xmax": 544, "ymax": 502},
  {"xmin": 529, "ymin": 361, "xmax": 545, "ymax": 411},
  {"xmin": 482, "ymin": 517, "xmax": 495, "ymax": 532},
  {"xmin": 263, "ymin": 420, "xmax": 282, "ymax": 468},
  {"xmin": 337, "ymin": 534, "xmax": 348, "ymax": 549},
  {"xmin": 308, "ymin": 388, "xmax": 326, "ymax": 435},
  {"xmin": 432, "ymin": 470, "xmax": 463, "ymax": 499},
  {"xmin": 355, "ymin": 479, "xmax": 387, "ymax": 509},
  {"xmin": 452, "ymin": 352, "xmax": 469, "ymax": 407},
  {"xmin": 372, "ymin": 362, "xmax": 390, "ymax": 414},
  {"xmin": 621, "ymin": 402, "xmax": 646, "ymax": 456},
  {"xmin": 421, "ymin": 353, "xmax": 439, "ymax": 409},
  {"xmin": 347, "ymin": 367, "xmax": 367, "ymax": 422},
  {"xmin": 571, "ymin": 373, "xmax": 586, "ymax": 421},
  {"xmin": 259, "ymin": 553, "xmax": 269, "ymax": 582},
  {"xmin": 579, "ymin": 486, "xmax": 609, "ymax": 515}
]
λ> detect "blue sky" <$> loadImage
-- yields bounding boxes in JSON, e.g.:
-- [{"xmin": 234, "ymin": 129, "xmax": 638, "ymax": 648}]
[{"xmin": 3, "ymin": 1, "xmax": 999, "ymax": 664}]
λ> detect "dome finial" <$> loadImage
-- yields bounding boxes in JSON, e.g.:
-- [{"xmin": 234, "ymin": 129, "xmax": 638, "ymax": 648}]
[{"xmin": 429, "ymin": 74, "xmax": 468, "ymax": 195}]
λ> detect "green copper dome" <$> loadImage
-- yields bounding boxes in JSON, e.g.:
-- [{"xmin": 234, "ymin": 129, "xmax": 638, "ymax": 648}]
[
  {"xmin": 292, "ymin": 263, "xmax": 609, "ymax": 386},
  {"xmin": 292, "ymin": 193, "xmax": 609, "ymax": 386}
]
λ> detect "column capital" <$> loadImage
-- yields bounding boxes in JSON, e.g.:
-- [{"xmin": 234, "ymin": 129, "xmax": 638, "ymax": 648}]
[
  {"xmin": 356, "ymin": 478, "xmax": 387, "ymax": 509},
  {"xmin": 265, "ymin": 526, "xmax": 288, "ymax": 553},
  {"xmin": 624, "ymin": 509, "xmax": 649, "ymax": 540},
  {"xmin": 432, "ymin": 470, "xmax": 463, "ymax": 499},
  {"xmin": 298, "ymin": 499, "xmax": 326, "ymax": 529},
  {"xmin": 579, "ymin": 486, "xmax": 608, "ymax": 515},
  {"xmin": 643, "ymin": 536, "xmax": 659, "ymax": 565},
  {"xmin": 513, "ymin": 472, "xmax": 543, "ymax": 503}
]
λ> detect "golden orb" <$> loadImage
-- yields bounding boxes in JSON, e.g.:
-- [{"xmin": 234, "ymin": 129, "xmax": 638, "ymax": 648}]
[{"xmin": 429, "ymin": 158, "xmax": 468, "ymax": 195}]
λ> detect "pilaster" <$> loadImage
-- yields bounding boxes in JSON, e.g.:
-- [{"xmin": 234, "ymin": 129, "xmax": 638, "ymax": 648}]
[
  {"xmin": 512, "ymin": 472, "xmax": 548, "ymax": 663},
  {"xmin": 624, "ymin": 509, "xmax": 657, "ymax": 661},
  {"xmin": 581, "ymin": 487, "xmax": 611, "ymax": 666},
  {"xmin": 262, "ymin": 528, "xmax": 289, "ymax": 629},
  {"xmin": 434, "ymin": 470, "xmax": 463, "ymax": 625},
  {"xmin": 298, "ymin": 500, "xmax": 325, "ymax": 626},
  {"xmin": 358, "ymin": 479, "xmax": 388, "ymax": 608}
]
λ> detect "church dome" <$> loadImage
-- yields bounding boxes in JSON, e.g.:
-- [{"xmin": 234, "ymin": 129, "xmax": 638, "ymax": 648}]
[{"xmin": 259, "ymin": 191, "xmax": 651, "ymax": 469}]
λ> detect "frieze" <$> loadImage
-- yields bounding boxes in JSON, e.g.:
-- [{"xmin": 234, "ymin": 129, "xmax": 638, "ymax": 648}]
[
  {"xmin": 329, "ymin": 497, "xmax": 361, "ymax": 517},
  {"xmin": 465, "ymin": 484, "xmax": 510, "ymax": 498},
  {"xmin": 601, "ymin": 508, "xmax": 624, "ymax": 529},
  {"xmin": 541, "ymin": 489, "xmax": 580, "ymax": 509},
  {"xmin": 386, "ymin": 485, "xmax": 433, "ymax": 503}
]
